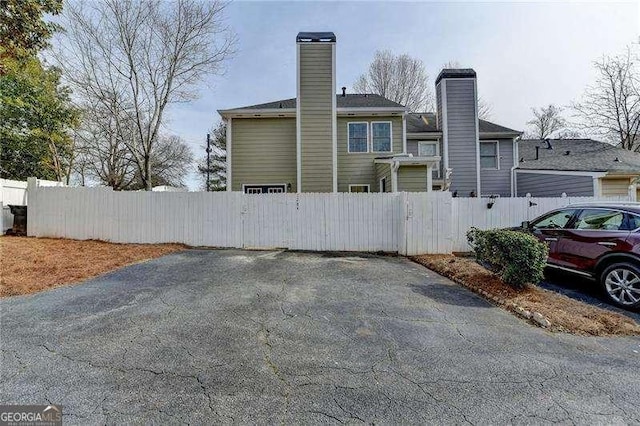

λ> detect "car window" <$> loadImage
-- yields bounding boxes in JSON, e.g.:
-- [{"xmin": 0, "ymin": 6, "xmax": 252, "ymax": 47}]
[
  {"xmin": 573, "ymin": 209, "xmax": 625, "ymax": 231},
  {"xmin": 531, "ymin": 209, "xmax": 576, "ymax": 230},
  {"xmin": 628, "ymin": 213, "xmax": 640, "ymax": 230}
]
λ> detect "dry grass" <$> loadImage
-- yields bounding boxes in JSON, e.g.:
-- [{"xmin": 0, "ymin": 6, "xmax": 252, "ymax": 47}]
[
  {"xmin": 412, "ymin": 254, "xmax": 640, "ymax": 336},
  {"xmin": 0, "ymin": 236, "xmax": 185, "ymax": 297}
]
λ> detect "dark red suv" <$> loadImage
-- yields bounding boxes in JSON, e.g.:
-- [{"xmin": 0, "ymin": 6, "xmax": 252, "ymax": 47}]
[{"xmin": 524, "ymin": 204, "xmax": 640, "ymax": 309}]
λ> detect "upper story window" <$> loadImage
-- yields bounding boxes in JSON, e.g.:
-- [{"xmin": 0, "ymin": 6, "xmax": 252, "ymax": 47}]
[
  {"xmin": 371, "ymin": 122, "xmax": 392, "ymax": 152},
  {"xmin": 348, "ymin": 122, "xmax": 369, "ymax": 153},
  {"xmin": 480, "ymin": 141, "xmax": 499, "ymax": 170},
  {"xmin": 418, "ymin": 141, "xmax": 438, "ymax": 157},
  {"xmin": 418, "ymin": 141, "xmax": 440, "ymax": 178}
]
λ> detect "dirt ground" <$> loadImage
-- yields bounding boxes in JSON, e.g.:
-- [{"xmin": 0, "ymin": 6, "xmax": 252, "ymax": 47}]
[
  {"xmin": 412, "ymin": 254, "xmax": 640, "ymax": 336},
  {"xmin": 0, "ymin": 236, "xmax": 184, "ymax": 297}
]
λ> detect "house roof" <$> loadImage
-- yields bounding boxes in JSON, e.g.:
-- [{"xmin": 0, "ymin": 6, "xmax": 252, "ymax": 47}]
[
  {"xmin": 406, "ymin": 113, "xmax": 521, "ymax": 135},
  {"xmin": 222, "ymin": 94, "xmax": 406, "ymax": 112},
  {"xmin": 518, "ymin": 139, "xmax": 640, "ymax": 173}
]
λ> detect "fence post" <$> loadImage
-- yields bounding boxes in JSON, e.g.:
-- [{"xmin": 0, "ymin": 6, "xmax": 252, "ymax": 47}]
[
  {"xmin": 398, "ymin": 192, "xmax": 409, "ymax": 255},
  {"xmin": 629, "ymin": 184, "xmax": 637, "ymax": 202},
  {"xmin": 26, "ymin": 177, "xmax": 38, "ymax": 236}
]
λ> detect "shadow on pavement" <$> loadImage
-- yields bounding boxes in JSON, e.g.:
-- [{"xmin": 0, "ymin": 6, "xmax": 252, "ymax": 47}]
[
  {"xmin": 539, "ymin": 271, "xmax": 640, "ymax": 323},
  {"xmin": 408, "ymin": 282, "xmax": 492, "ymax": 308}
]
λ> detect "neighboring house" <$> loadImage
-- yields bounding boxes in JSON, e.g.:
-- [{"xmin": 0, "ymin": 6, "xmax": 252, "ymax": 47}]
[
  {"xmin": 218, "ymin": 32, "xmax": 522, "ymax": 196},
  {"xmin": 516, "ymin": 139, "xmax": 640, "ymax": 199}
]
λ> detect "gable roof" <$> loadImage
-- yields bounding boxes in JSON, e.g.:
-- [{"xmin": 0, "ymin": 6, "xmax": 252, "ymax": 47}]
[
  {"xmin": 518, "ymin": 139, "xmax": 640, "ymax": 173},
  {"xmin": 406, "ymin": 113, "xmax": 521, "ymax": 135},
  {"xmin": 222, "ymin": 94, "xmax": 405, "ymax": 112}
]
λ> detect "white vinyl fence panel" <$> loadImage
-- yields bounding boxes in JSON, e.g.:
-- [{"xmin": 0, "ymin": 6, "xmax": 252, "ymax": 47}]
[
  {"xmin": 26, "ymin": 178, "xmax": 634, "ymax": 255},
  {"xmin": 1, "ymin": 178, "xmax": 64, "ymax": 232},
  {"xmin": 450, "ymin": 195, "xmax": 632, "ymax": 252}
]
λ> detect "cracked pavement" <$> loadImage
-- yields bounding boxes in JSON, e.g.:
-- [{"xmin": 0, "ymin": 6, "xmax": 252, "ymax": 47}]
[{"xmin": 1, "ymin": 249, "xmax": 639, "ymax": 424}]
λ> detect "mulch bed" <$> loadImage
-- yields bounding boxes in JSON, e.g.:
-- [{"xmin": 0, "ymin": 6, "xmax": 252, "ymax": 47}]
[
  {"xmin": 411, "ymin": 254, "xmax": 640, "ymax": 336},
  {"xmin": 0, "ymin": 236, "xmax": 184, "ymax": 297}
]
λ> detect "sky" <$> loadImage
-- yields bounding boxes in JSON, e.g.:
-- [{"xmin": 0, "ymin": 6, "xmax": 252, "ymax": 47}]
[{"xmin": 106, "ymin": 1, "xmax": 640, "ymax": 189}]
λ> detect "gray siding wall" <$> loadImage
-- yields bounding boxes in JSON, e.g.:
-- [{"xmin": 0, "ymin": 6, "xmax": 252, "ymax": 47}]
[
  {"xmin": 398, "ymin": 165, "xmax": 428, "ymax": 192},
  {"xmin": 231, "ymin": 118, "xmax": 297, "ymax": 191},
  {"xmin": 439, "ymin": 79, "xmax": 478, "ymax": 196},
  {"xmin": 480, "ymin": 138, "xmax": 514, "ymax": 197},
  {"xmin": 516, "ymin": 172, "xmax": 594, "ymax": 197},
  {"xmin": 299, "ymin": 43, "xmax": 334, "ymax": 192},
  {"xmin": 337, "ymin": 116, "xmax": 402, "ymax": 192},
  {"xmin": 374, "ymin": 163, "xmax": 392, "ymax": 192}
]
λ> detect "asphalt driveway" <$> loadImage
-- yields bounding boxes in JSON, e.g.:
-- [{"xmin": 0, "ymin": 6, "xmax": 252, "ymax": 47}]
[{"xmin": 1, "ymin": 249, "xmax": 639, "ymax": 424}]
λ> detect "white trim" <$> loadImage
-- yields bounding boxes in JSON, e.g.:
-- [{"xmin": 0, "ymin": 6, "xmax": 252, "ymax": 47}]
[
  {"xmin": 296, "ymin": 43, "xmax": 301, "ymax": 193},
  {"xmin": 331, "ymin": 43, "xmax": 337, "ymax": 193},
  {"xmin": 515, "ymin": 169, "xmax": 608, "ymax": 177},
  {"xmin": 337, "ymin": 107, "xmax": 406, "ymax": 114},
  {"xmin": 511, "ymin": 136, "xmax": 519, "ymax": 197},
  {"xmin": 226, "ymin": 117, "xmax": 232, "ymax": 192},
  {"xmin": 348, "ymin": 184, "xmax": 370, "ymax": 193},
  {"xmin": 473, "ymin": 78, "xmax": 481, "ymax": 196},
  {"xmin": 402, "ymin": 114, "xmax": 407, "ymax": 154},
  {"xmin": 218, "ymin": 109, "xmax": 296, "ymax": 118},
  {"xmin": 241, "ymin": 183, "xmax": 288, "ymax": 194},
  {"xmin": 379, "ymin": 176, "xmax": 388, "ymax": 193},
  {"xmin": 426, "ymin": 164, "xmax": 433, "ymax": 192},
  {"xmin": 479, "ymin": 140, "xmax": 500, "ymax": 170},
  {"xmin": 593, "ymin": 176, "xmax": 602, "ymax": 196},
  {"xmin": 371, "ymin": 121, "xmax": 393, "ymax": 153},
  {"xmin": 347, "ymin": 121, "xmax": 370, "ymax": 153},
  {"xmin": 407, "ymin": 132, "xmax": 442, "ymax": 139},
  {"xmin": 391, "ymin": 161, "xmax": 400, "ymax": 193},
  {"xmin": 374, "ymin": 156, "xmax": 441, "ymax": 166},
  {"xmin": 440, "ymin": 81, "xmax": 449, "ymax": 171}
]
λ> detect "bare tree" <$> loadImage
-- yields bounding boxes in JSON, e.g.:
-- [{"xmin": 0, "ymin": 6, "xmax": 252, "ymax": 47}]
[
  {"xmin": 525, "ymin": 104, "xmax": 567, "ymax": 139},
  {"xmin": 572, "ymin": 46, "xmax": 640, "ymax": 150},
  {"xmin": 55, "ymin": 0, "xmax": 235, "ymax": 189},
  {"xmin": 441, "ymin": 60, "xmax": 491, "ymax": 120},
  {"xmin": 354, "ymin": 50, "xmax": 434, "ymax": 112},
  {"xmin": 73, "ymin": 101, "xmax": 138, "ymax": 189}
]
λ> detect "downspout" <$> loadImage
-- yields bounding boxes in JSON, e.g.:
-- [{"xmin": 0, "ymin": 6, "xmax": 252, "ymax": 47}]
[{"xmin": 510, "ymin": 135, "xmax": 519, "ymax": 197}]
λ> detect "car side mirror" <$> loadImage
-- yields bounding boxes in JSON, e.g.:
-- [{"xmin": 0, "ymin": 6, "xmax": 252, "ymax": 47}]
[{"xmin": 521, "ymin": 221, "xmax": 530, "ymax": 230}]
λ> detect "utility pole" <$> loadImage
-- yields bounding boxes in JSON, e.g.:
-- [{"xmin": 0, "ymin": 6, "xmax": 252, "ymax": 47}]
[{"xmin": 206, "ymin": 133, "xmax": 212, "ymax": 192}]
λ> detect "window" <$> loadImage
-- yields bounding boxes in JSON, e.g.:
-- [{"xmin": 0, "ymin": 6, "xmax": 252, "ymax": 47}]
[
  {"xmin": 243, "ymin": 184, "xmax": 287, "ymax": 194},
  {"xmin": 380, "ymin": 177, "xmax": 387, "ymax": 193},
  {"xmin": 418, "ymin": 141, "xmax": 441, "ymax": 178},
  {"xmin": 349, "ymin": 184, "xmax": 370, "ymax": 193},
  {"xmin": 628, "ymin": 214, "xmax": 640, "ymax": 230},
  {"xmin": 480, "ymin": 141, "xmax": 499, "ymax": 169},
  {"xmin": 371, "ymin": 122, "xmax": 392, "ymax": 152},
  {"xmin": 348, "ymin": 123, "xmax": 369, "ymax": 153},
  {"xmin": 531, "ymin": 209, "xmax": 577, "ymax": 230},
  {"xmin": 573, "ymin": 209, "xmax": 625, "ymax": 231},
  {"xmin": 418, "ymin": 141, "xmax": 438, "ymax": 157}
]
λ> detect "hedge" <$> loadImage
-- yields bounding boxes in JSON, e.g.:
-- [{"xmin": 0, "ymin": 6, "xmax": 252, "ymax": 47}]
[{"xmin": 466, "ymin": 227, "xmax": 549, "ymax": 288}]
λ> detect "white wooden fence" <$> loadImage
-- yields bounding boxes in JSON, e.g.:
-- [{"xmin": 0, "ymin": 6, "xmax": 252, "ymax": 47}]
[
  {"xmin": 25, "ymin": 179, "xmax": 633, "ymax": 255},
  {"xmin": 0, "ymin": 178, "xmax": 64, "ymax": 232}
]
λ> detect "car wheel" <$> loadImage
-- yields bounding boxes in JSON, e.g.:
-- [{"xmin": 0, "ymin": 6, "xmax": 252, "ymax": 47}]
[{"xmin": 600, "ymin": 263, "xmax": 640, "ymax": 309}]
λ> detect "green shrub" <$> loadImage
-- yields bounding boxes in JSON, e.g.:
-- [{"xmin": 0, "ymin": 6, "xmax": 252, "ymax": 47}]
[{"xmin": 466, "ymin": 227, "xmax": 548, "ymax": 288}]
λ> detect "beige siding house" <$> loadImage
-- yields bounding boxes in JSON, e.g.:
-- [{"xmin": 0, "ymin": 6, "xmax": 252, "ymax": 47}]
[{"xmin": 218, "ymin": 32, "xmax": 526, "ymax": 195}]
